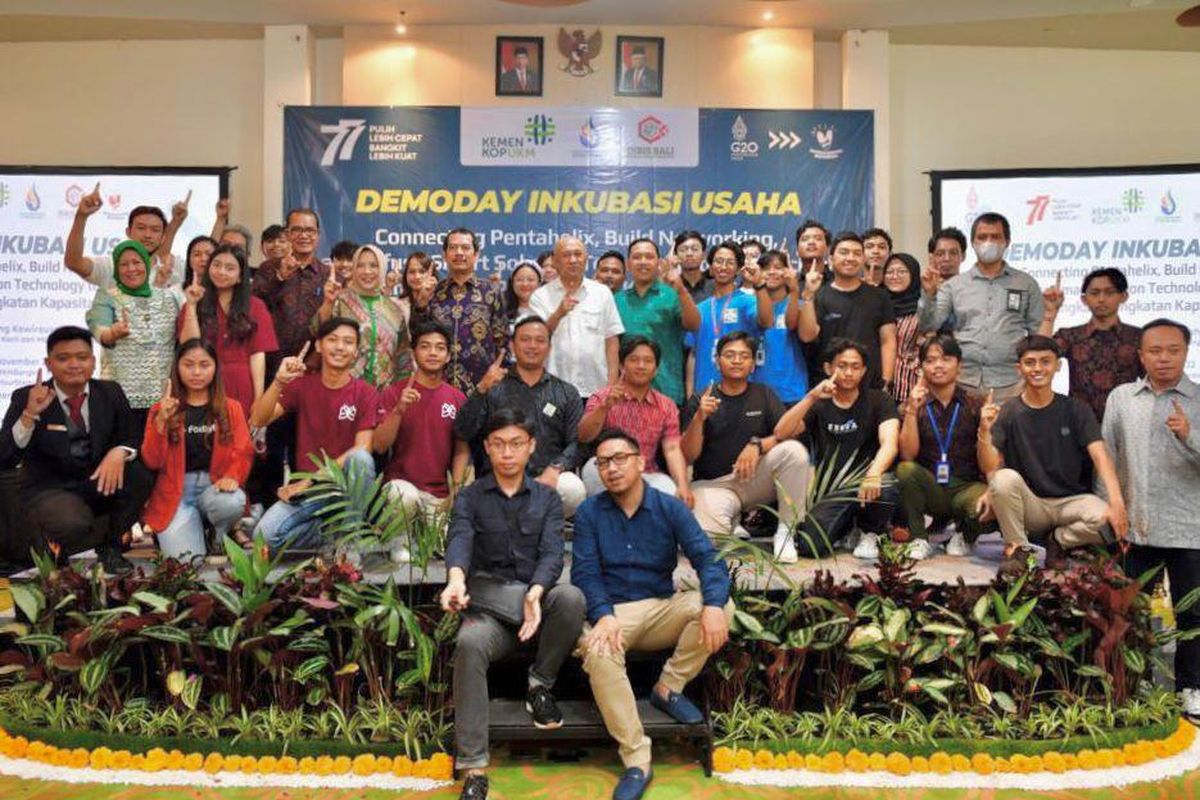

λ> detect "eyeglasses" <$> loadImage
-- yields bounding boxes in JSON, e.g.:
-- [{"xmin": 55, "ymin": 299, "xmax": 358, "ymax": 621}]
[
  {"xmin": 288, "ymin": 226, "xmax": 319, "ymax": 236},
  {"xmin": 595, "ymin": 452, "xmax": 637, "ymax": 470},
  {"xmin": 720, "ymin": 351, "xmax": 754, "ymax": 362},
  {"xmin": 710, "ymin": 257, "xmax": 739, "ymax": 268},
  {"xmin": 485, "ymin": 436, "xmax": 530, "ymax": 453}
]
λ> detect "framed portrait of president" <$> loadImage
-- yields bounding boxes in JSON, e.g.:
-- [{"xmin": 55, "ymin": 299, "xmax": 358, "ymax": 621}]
[
  {"xmin": 496, "ymin": 36, "xmax": 544, "ymax": 97},
  {"xmin": 615, "ymin": 35, "xmax": 664, "ymax": 97}
]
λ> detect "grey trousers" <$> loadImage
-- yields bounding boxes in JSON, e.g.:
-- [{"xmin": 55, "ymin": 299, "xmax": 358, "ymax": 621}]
[{"xmin": 453, "ymin": 582, "xmax": 587, "ymax": 770}]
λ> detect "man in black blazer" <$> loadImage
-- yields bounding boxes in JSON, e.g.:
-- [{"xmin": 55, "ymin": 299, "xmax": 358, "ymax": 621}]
[
  {"xmin": 620, "ymin": 46, "xmax": 660, "ymax": 94},
  {"xmin": 0, "ymin": 326, "xmax": 150, "ymax": 571}
]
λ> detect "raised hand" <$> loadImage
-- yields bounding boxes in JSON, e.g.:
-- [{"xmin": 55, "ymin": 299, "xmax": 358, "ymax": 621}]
[
  {"xmin": 275, "ymin": 342, "xmax": 310, "ymax": 385},
  {"xmin": 697, "ymin": 383, "xmax": 721, "ymax": 419},
  {"xmin": 152, "ymin": 254, "xmax": 173, "ymax": 288},
  {"xmin": 392, "ymin": 373, "xmax": 420, "ymax": 416},
  {"xmin": 154, "ymin": 378, "xmax": 179, "ymax": 432},
  {"xmin": 1168, "ymin": 398, "xmax": 1191, "ymax": 442},
  {"xmin": 556, "ymin": 293, "xmax": 580, "ymax": 317},
  {"xmin": 979, "ymin": 388, "xmax": 1000, "ymax": 432},
  {"xmin": 414, "ymin": 272, "xmax": 438, "ymax": 307},
  {"xmin": 662, "ymin": 265, "xmax": 684, "ymax": 290},
  {"xmin": 278, "ymin": 253, "xmax": 301, "ymax": 281},
  {"xmin": 384, "ymin": 268, "xmax": 401, "ymax": 294},
  {"xmin": 77, "ymin": 182, "xmax": 103, "ymax": 217},
  {"xmin": 109, "ymin": 307, "xmax": 132, "ymax": 342},
  {"xmin": 24, "ymin": 369, "xmax": 55, "ymax": 419},
  {"xmin": 604, "ymin": 381, "xmax": 630, "ymax": 409},
  {"xmin": 809, "ymin": 378, "xmax": 837, "ymax": 402},
  {"xmin": 908, "ymin": 375, "xmax": 929, "ymax": 409},
  {"xmin": 171, "ymin": 189, "xmax": 191, "ymax": 223},
  {"xmin": 476, "ymin": 349, "xmax": 508, "ymax": 394},
  {"xmin": 1042, "ymin": 271, "xmax": 1064, "ymax": 316},
  {"xmin": 802, "ymin": 267, "xmax": 823, "ymax": 300},
  {"xmin": 215, "ymin": 197, "xmax": 230, "ymax": 221},
  {"xmin": 322, "ymin": 272, "xmax": 343, "ymax": 306},
  {"xmin": 921, "ymin": 266, "xmax": 942, "ymax": 297},
  {"xmin": 783, "ymin": 268, "xmax": 800, "ymax": 295},
  {"xmin": 184, "ymin": 270, "xmax": 205, "ymax": 305}
]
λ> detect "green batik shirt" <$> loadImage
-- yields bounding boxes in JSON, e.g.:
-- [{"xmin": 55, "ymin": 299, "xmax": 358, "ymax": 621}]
[{"xmin": 615, "ymin": 280, "xmax": 685, "ymax": 404}]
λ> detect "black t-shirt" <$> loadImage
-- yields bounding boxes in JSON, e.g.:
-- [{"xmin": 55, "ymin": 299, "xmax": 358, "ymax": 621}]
[
  {"xmin": 801, "ymin": 389, "xmax": 899, "ymax": 475},
  {"xmin": 682, "ymin": 382, "xmax": 785, "ymax": 481},
  {"xmin": 810, "ymin": 283, "xmax": 895, "ymax": 388},
  {"xmin": 184, "ymin": 404, "xmax": 215, "ymax": 473},
  {"xmin": 992, "ymin": 394, "xmax": 1101, "ymax": 498}
]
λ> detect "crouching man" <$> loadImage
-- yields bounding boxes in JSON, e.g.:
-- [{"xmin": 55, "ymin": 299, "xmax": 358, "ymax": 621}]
[
  {"xmin": 571, "ymin": 430, "xmax": 733, "ymax": 800},
  {"xmin": 440, "ymin": 407, "xmax": 586, "ymax": 800}
]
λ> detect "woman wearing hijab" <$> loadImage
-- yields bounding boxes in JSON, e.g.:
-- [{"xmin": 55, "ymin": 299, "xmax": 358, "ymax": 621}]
[
  {"xmin": 313, "ymin": 243, "xmax": 413, "ymax": 388},
  {"xmin": 86, "ymin": 239, "xmax": 182, "ymax": 443},
  {"xmin": 883, "ymin": 252, "xmax": 923, "ymax": 406}
]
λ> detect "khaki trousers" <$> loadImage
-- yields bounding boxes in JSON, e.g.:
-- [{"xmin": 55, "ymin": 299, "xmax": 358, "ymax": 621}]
[
  {"xmin": 691, "ymin": 440, "xmax": 809, "ymax": 535},
  {"xmin": 578, "ymin": 592, "xmax": 735, "ymax": 769},
  {"xmin": 988, "ymin": 468, "xmax": 1108, "ymax": 548}
]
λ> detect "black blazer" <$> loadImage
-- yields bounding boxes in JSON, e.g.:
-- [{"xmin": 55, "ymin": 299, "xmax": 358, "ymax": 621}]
[{"xmin": 0, "ymin": 379, "xmax": 137, "ymax": 490}]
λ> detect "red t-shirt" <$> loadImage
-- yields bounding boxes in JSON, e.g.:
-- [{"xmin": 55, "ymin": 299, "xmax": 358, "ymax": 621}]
[
  {"xmin": 377, "ymin": 380, "xmax": 466, "ymax": 497},
  {"xmin": 177, "ymin": 297, "xmax": 279, "ymax": 412},
  {"xmin": 279, "ymin": 373, "xmax": 378, "ymax": 471}
]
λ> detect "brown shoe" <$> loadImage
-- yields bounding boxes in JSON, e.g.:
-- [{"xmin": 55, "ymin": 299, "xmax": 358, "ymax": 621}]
[
  {"xmin": 1043, "ymin": 534, "xmax": 1069, "ymax": 571},
  {"xmin": 1000, "ymin": 546, "xmax": 1036, "ymax": 576}
]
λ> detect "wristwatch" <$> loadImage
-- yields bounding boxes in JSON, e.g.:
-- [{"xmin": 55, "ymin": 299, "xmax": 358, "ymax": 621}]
[{"xmin": 748, "ymin": 436, "xmax": 764, "ymax": 453}]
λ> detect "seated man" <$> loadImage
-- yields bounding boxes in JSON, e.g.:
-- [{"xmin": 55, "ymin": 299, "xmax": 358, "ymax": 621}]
[
  {"xmin": 977, "ymin": 335, "xmax": 1128, "ymax": 575},
  {"xmin": 682, "ymin": 331, "xmax": 810, "ymax": 563},
  {"xmin": 441, "ymin": 407, "xmax": 586, "ymax": 800},
  {"xmin": 572, "ymin": 430, "xmax": 733, "ymax": 800},
  {"xmin": 0, "ymin": 326, "xmax": 151, "ymax": 572},
  {"xmin": 250, "ymin": 317, "xmax": 378, "ymax": 551},
  {"xmin": 896, "ymin": 334, "xmax": 993, "ymax": 559},
  {"xmin": 775, "ymin": 339, "xmax": 900, "ymax": 561},
  {"xmin": 579, "ymin": 336, "xmax": 692, "ymax": 504},
  {"xmin": 455, "ymin": 315, "xmax": 586, "ymax": 516},
  {"xmin": 373, "ymin": 321, "xmax": 470, "ymax": 561}
]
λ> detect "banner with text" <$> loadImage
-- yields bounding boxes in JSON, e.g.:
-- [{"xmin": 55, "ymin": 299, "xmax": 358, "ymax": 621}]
[{"xmin": 284, "ymin": 106, "xmax": 873, "ymax": 273}]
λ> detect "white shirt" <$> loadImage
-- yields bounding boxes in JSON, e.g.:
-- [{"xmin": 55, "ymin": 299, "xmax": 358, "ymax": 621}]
[
  {"xmin": 529, "ymin": 277, "xmax": 625, "ymax": 397},
  {"xmin": 86, "ymin": 253, "xmax": 182, "ymax": 289}
]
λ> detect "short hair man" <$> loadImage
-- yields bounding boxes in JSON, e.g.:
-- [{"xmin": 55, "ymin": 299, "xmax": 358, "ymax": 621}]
[
  {"xmin": 529, "ymin": 235, "xmax": 625, "ymax": 399},
  {"xmin": 579, "ymin": 336, "xmax": 692, "ymax": 504},
  {"xmin": 329, "ymin": 239, "xmax": 358, "ymax": 283},
  {"xmin": 927, "ymin": 227, "xmax": 967, "ymax": 280},
  {"xmin": 673, "ymin": 230, "xmax": 710, "ymax": 303},
  {"xmin": 261, "ymin": 224, "xmax": 289, "ymax": 262},
  {"xmin": 373, "ymin": 321, "xmax": 471, "ymax": 562},
  {"xmin": 861, "ymin": 227, "xmax": 893, "ymax": 286},
  {"xmin": 0, "ymin": 326, "xmax": 152, "ymax": 572},
  {"xmin": 1039, "ymin": 267, "xmax": 1143, "ymax": 423},
  {"xmin": 442, "ymin": 406, "xmax": 586, "ymax": 800},
  {"xmin": 794, "ymin": 219, "xmax": 831, "ymax": 275},
  {"xmin": 250, "ymin": 317, "xmax": 378, "ymax": 551},
  {"xmin": 66, "ymin": 186, "xmax": 186, "ymax": 288},
  {"xmin": 775, "ymin": 338, "xmax": 901, "ymax": 561},
  {"xmin": 499, "ymin": 45, "xmax": 540, "ymax": 94},
  {"xmin": 594, "ymin": 250, "xmax": 627, "ymax": 293},
  {"xmin": 454, "ymin": 316, "xmax": 587, "ymax": 516},
  {"xmin": 798, "ymin": 231, "xmax": 897, "ymax": 391},
  {"xmin": 896, "ymin": 335, "xmax": 992, "ymax": 559},
  {"xmin": 1104, "ymin": 319, "xmax": 1200, "ymax": 719},
  {"xmin": 252, "ymin": 207, "xmax": 331, "ymax": 373},
  {"xmin": 977, "ymin": 335, "xmax": 1129, "ymax": 575},
  {"xmin": 683, "ymin": 239, "xmax": 759, "ymax": 395},
  {"xmin": 683, "ymin": 331, "xmax": 811, "ymax": 563},
  {"xmin": 620, "ymin": 45, "xmax": 660, "ymax": 94},
  {"xmin": 572, "ymin": 430, "xmax": 733, "ymax": 800},
  {"xmin": 918, "ymin": 212, "xmax": 1044, "ymax": 399}
]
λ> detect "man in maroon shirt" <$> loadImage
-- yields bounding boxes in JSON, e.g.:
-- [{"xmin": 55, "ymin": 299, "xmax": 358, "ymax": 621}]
[{"xmin": 374, "ymin": 321, "xmax": 471, "ymax": 562}]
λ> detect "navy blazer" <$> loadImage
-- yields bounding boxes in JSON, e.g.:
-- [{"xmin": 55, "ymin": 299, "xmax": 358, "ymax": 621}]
[{"xmin": 0, "ymin": 378, "xmax": 137, "ymax": 490}]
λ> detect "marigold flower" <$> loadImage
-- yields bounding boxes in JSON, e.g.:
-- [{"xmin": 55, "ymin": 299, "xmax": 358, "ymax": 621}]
[
  {"xmin": 867, "ymin": 752, "xmax": 886, "ymax": 771},
  {"xmin": 971, "ymin": 753, "xmax": 994, "ymax": 774},
  {"xmin": 911, "ymin": 756, "xmax": 929, "ymax": 773},
  {"xmin": 352, "ymin": 753, "xmax": 376, "ymax": 776},
  {"xmin": 885, "ymin": 752, "xmax": 911, "ymax": 776},
  {"xmin": 203, "ymin": 753, "xmax": 224, "ymax": 773},
  {"xmin": 754, "ymin": 749, "xmax": 775, "ymax": 769},
  {"xmin": 822, "ymin": 751, "xmax": 844, "ymax": 773},
  {"xmin": 183, "ymin": 753, "xmax": 204, "ymax": 771},
  {"xmin": 804, "ymin": 753, "xmax": 823, "ymax": 771},
  {"xmin": 929, "ymin": 752, "xmax": 953, "ymax": 775},
  {"xmin": 332, "ymin": 755, "xmax": 352, "ymax": 774},
  {"xmin": 845, "ymin": 749, "xmax": 869, "ymax": 772},
  {"xmin": 391, "ymin": 755, "xmax": 414, "ymax": 777},
  {"xmin": 735, "ymin": 749, "xmax": 754, "ymax": 770},
  {"xmin": 257, "ymin": 755, "xmax": 278, "ymax": 774}
]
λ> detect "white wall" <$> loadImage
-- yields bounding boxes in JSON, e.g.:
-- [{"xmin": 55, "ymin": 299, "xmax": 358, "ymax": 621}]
[
  {"xmin": 0, "ymin": 39, "xmax": 266, "ymax": 235},
  {"xmin": 890, "ymin": 43, "xmax": 1200, "ymax": 256}
]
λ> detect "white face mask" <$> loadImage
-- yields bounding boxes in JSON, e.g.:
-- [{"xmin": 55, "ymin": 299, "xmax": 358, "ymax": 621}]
[{"xmin": 973, "ymin": 241, "xmax": 1005, "ymax": 264}]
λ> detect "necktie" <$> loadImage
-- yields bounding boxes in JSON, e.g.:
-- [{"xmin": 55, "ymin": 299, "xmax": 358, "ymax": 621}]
[
  {"xmin": 65, "ymin": 394, "xmax": 86, "ymax": 431},
  {"xmin": 519, "ymin": 71, "xmax": 526, "ymax": 90}
]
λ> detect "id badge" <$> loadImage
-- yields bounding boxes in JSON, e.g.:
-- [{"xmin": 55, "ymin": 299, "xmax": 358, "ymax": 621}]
[
  {"xmin": 722, "ymin": 307, "xmax": 739, "ymax": 324},
  {"xmin": 1006, "ymin": 289, "xmax": 1023, "ymax": 312},
  {"xmin": 935, "ymin": 458, "xmax": 951, "ymax": 485}
]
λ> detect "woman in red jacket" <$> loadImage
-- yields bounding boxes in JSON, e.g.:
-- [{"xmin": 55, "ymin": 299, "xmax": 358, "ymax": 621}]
[{"xmin": 142, "ymin": 338, "xmax": 254, "ymax": 561}]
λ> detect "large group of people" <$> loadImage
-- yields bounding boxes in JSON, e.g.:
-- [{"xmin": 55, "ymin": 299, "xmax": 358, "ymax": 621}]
[{"xmin": 2, "ymin": 191, "xmax": 1198, "ymax": 800}]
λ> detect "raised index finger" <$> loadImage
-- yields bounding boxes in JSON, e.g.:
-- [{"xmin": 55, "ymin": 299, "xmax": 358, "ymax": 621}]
[
  {"xmin": 405, "ymin": 372, "xmax": 417, "ymax": 390},
  {"xmin": 985, "ymin": 388, "xmax": 995, "ymax": 406},
  {"xmin": 92, "ymin": 181, "xmax": 101, "ymax": 195},
  {"xmin": 493, "ymin": 348, "xmax": 507, "ymax": 367},
  {"xmin": 297, "ymin": 341, "xmax": 311, "ymax": 361},
  {"xmin": 1055, "ymin": 271, "xmax": 1062, "ymax": 291},
  {"xmin": 35, "ymin": 367, "xmax": 43, "ymax": 386},
  {"xmin": 164, "ymin": 378, "xmax": 173, "ymax": 398},
  {"xmin": 183, "ymin": 189, "xmax": 192, "ymax": 206},
  {"xmin": 1173, "ymin": 399, "xmax": 1185, "ymax": 415}
]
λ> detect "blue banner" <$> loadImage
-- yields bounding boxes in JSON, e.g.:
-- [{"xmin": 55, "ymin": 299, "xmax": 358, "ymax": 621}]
[{"xmin": 284, "ymin": 106, "xmax": 873, "ymax": 271}]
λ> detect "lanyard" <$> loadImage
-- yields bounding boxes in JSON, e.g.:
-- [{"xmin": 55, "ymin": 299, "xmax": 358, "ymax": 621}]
[
  {"xmin": 710, "ymin": 293, "xmax": 733, "ymax": 338},
  {"xmin": 924, "ymin": 400, "xmax": 961, "ymax": 460}
]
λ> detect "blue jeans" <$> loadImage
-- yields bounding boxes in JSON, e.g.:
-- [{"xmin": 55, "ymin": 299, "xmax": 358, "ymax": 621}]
[
  {"xmin": 157, "ymin": 472, "xmax": 246, "ymax": 561},
  {"xmin": 256, "ymin": 449, "xmax": 376, "ymax": 552}
]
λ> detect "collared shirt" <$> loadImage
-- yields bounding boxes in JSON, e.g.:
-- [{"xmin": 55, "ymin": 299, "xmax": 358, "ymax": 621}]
[
  {"xmin": 584, "ymin": 385, "xmax": 680, "ymax": 473},
  {"xmin": 912, "ymin": 386, "xmax": 983, "ymax": 481},
  {"xmin": 417, "ymin": 276, "xmax": 509, "ymax": 394},
  {"xmin": 1102, "ymin": 376, "xmax": 1200, "ymax": 549},
  {"xmin": 571, "ymin": 483, "xmax": 731, "ymax": 624},
  {"xmin": 683, "ymin": 270, "xmax": 713, "ymax": 304},
  {"xmin": 454, "ymin": 368, "xmax": 584, "ymax": 476},
  {"xmin": 252, "ymin": 255, "xmax": 330, "ymax": 373},
  {"xmin": 615, "ymin": 280, "xmax": 686, "ymax": 403},
  {"xmin": 917, "ymin": 262, "xmax": 1044, "ymax": 389},
  {"xmin": 445, "ymin": 473, "xmax": 565, "ymax": 590},
  {"xmin": 11, "ymin": 381, "xmax": 137, "ymax": 461},
  {"xmin": 1054, "ymin": 320, "xmax": 1143, "ymax": 423},
  {"xmin": 529, "ymin": 277, "xmax": 625, "ymax": 398}
]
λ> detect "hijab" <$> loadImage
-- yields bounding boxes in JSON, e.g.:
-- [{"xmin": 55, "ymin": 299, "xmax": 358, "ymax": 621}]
[
  {"xmin": 885, "ymin": 252, "xmax": 921, "ymax": 318},
  {"xmin": 350, "ymin": 244, "xmax": 389, "ymax": 297},
  {"xmin": 112, "ymin": 240, "xmax": 153, "ymax": 298}
]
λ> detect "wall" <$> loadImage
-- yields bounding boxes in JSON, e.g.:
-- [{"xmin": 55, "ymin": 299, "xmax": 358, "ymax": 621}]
[
  {"xmin": 890, "ymin": 43, "xmax": 1200, "ymax": 255},
  {"xmin": 0, "ymin": 39, "xmax": 265, "ymax": 235},
  {"xmin": 342, "ymin": 25, "xmax": 814, "ymax": 108}
]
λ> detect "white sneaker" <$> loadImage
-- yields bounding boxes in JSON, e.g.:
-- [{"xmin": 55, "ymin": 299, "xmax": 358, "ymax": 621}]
[
  {"xmin": 733, "ymin": 525, "xmax": 752, "ymax": 540},
  {"xmin": 1181, "ymin": 688, "xmax": 1200, "ymax": 719},
  {"xmin": 907, "ymin": 539, "xmax": 934, "ymax": 561},
  {"xmin": 773, "ymin": 525, "xmax": 798, "ymax": 564},
  {"xmin": 853, "ymin": 532, "xmax": 880, "ymax": 560},
  {"xmin": 390, "ymin": 543, "xmax": 412, "ymax": 564},
  {"xmin": 945, "ymin": 532, "xmax": 972, "ymax": 557}
]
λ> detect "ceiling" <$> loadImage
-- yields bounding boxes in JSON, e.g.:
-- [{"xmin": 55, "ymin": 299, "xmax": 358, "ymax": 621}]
[{"xmin": 0, "ymin": 0, "xmax": 1196, "ymax": 51}]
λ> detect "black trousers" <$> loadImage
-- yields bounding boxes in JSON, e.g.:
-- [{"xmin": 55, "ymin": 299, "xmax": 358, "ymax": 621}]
[
  {"xmin": 1123, "ymin": 545, "xmax": 1200, "ymax": 691},
  {"xmin": 21, "ymin": 462, "xmax": 152, "ymax": 557}
]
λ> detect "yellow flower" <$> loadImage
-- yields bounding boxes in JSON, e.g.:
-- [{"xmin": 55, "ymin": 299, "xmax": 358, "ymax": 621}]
[
  {"xmin": 429, "ymin": 753, "xmax": 454, "ymax": 781},
  {"xmin": 773, "ymin": 754, "xmax": 789, "ymax": 770},
  {"xmin": 735, "ymin": 749, "xmax": 754, "ymax": 770},
  {"xmin": 332, "ymin": 755, "xmax": 352, "ymax": 774},
  {"xmin": 804, "ymin": 753, "xmax": 823, "ymax": 771},
  {"xmin": 1026, "ymin": 755, "xmax": 1044, "ymax": 772},
  {"xmin": 845, "ymin": 750, "xmax": 869, "ymax": 772},
  {"xmin": 239, "ymin": 755, "xmax": 258, "ymax": 774},
  {"xmin": 299, "ymin": 756, "xmax": 316, "ymax": 774},
  {"xmin": 951, "ymin": 753, "xmax": 971, "ymax": 772},
  {"xmin": 183, "ymin": 753, "xmax": 204, "ymax": 771},
  {"xmin": 712, "ymin": 747, "xmax": 735, "ymax": 773},
  {"xmin": 754, "ymin": 749, "xmax": 775, "ymax": 769},
  {"xmin": 278, "ymin": 756, "xmax": 299, "ymax": 774},
  {"xmin": 787, "ymin": 751, "xmax": 806, "ymax": 770},
  {"xmin": 110, "ymin": 750, "xmax": 132, "ymax": 770},
  {"xmin": 257, "ymin": 755, "xmax": 278, "ymax": 774},
  {"xmin": 203, "ymin": 753, "xmax": 224, "ymax": 773},
  {"xmin": 353, "ymin": 753, "xmax": 376, "ymax": 776},
  {"xmin": 315, "ymin": 755, "xmax": 334, "ymax": 776},
  {"xmin": 1063, "ymin": 753, "xmax": 1079, "ymax": 770},
  {"xmin": 412, "ymin": 760, "xmax": 429, "ymax": 778},
  {"xmin": 867, "ymin": 752, "xmax": 886, "ymax": 771},
  {"xmin": 167, "ymin": 750, "xmax": 186, "ymax": 770},
  {"xmin": 822, "ymin": 751, "xmax": 845, "ymax": 773},
  {"xmin": 391, "ymin": 756, "xmax": 414, "ymax": 777},
  {"xmin": 372, "ymin": 755, "xmax": 394, "ymax": 774},
  {"xmin": 911, "ymin": 756, "xmax": 929, "ymax": 773},
  {"xmin": 1043, "ymin": 752, "xmax": 1066, "ymax": 773},
  {"xmin": 929, "ymin": 752, "xmax": 953, "ymax": 775},
  {"xmin": 70, "ymin": 749, "xmax": 90, "ymax": 769},
  {"xmin": 995, "ymin": 757, "xmax": 1010, "ymax": 773},
  {"xmin": 26, "ymin": 741, "xmax": 44, "ymax": 759},
  {"xmin": 971, "ymin": 753, "xmax": 994, "ymax": 775},
  {"xmin": 1077, "ymin": 749, "xmax": 1097, "ymax": 770},
  {"xmin": 1155, "ymin": 740, "xmax": 1173, "ymax": 758},
  {"xmin": 885, "ymin": 752, "xmax": 911, "ymax": 776},
  {"xmin": 223, "ymin": 754, "xmax": 241, "ymax": 771},
  {"xmin": 129, "ymin": 754, "xmax": 146, "ymax": 771},
  {"xmin": 89, "ymin": 747, "xmax": 112, "ymax": 770}
]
